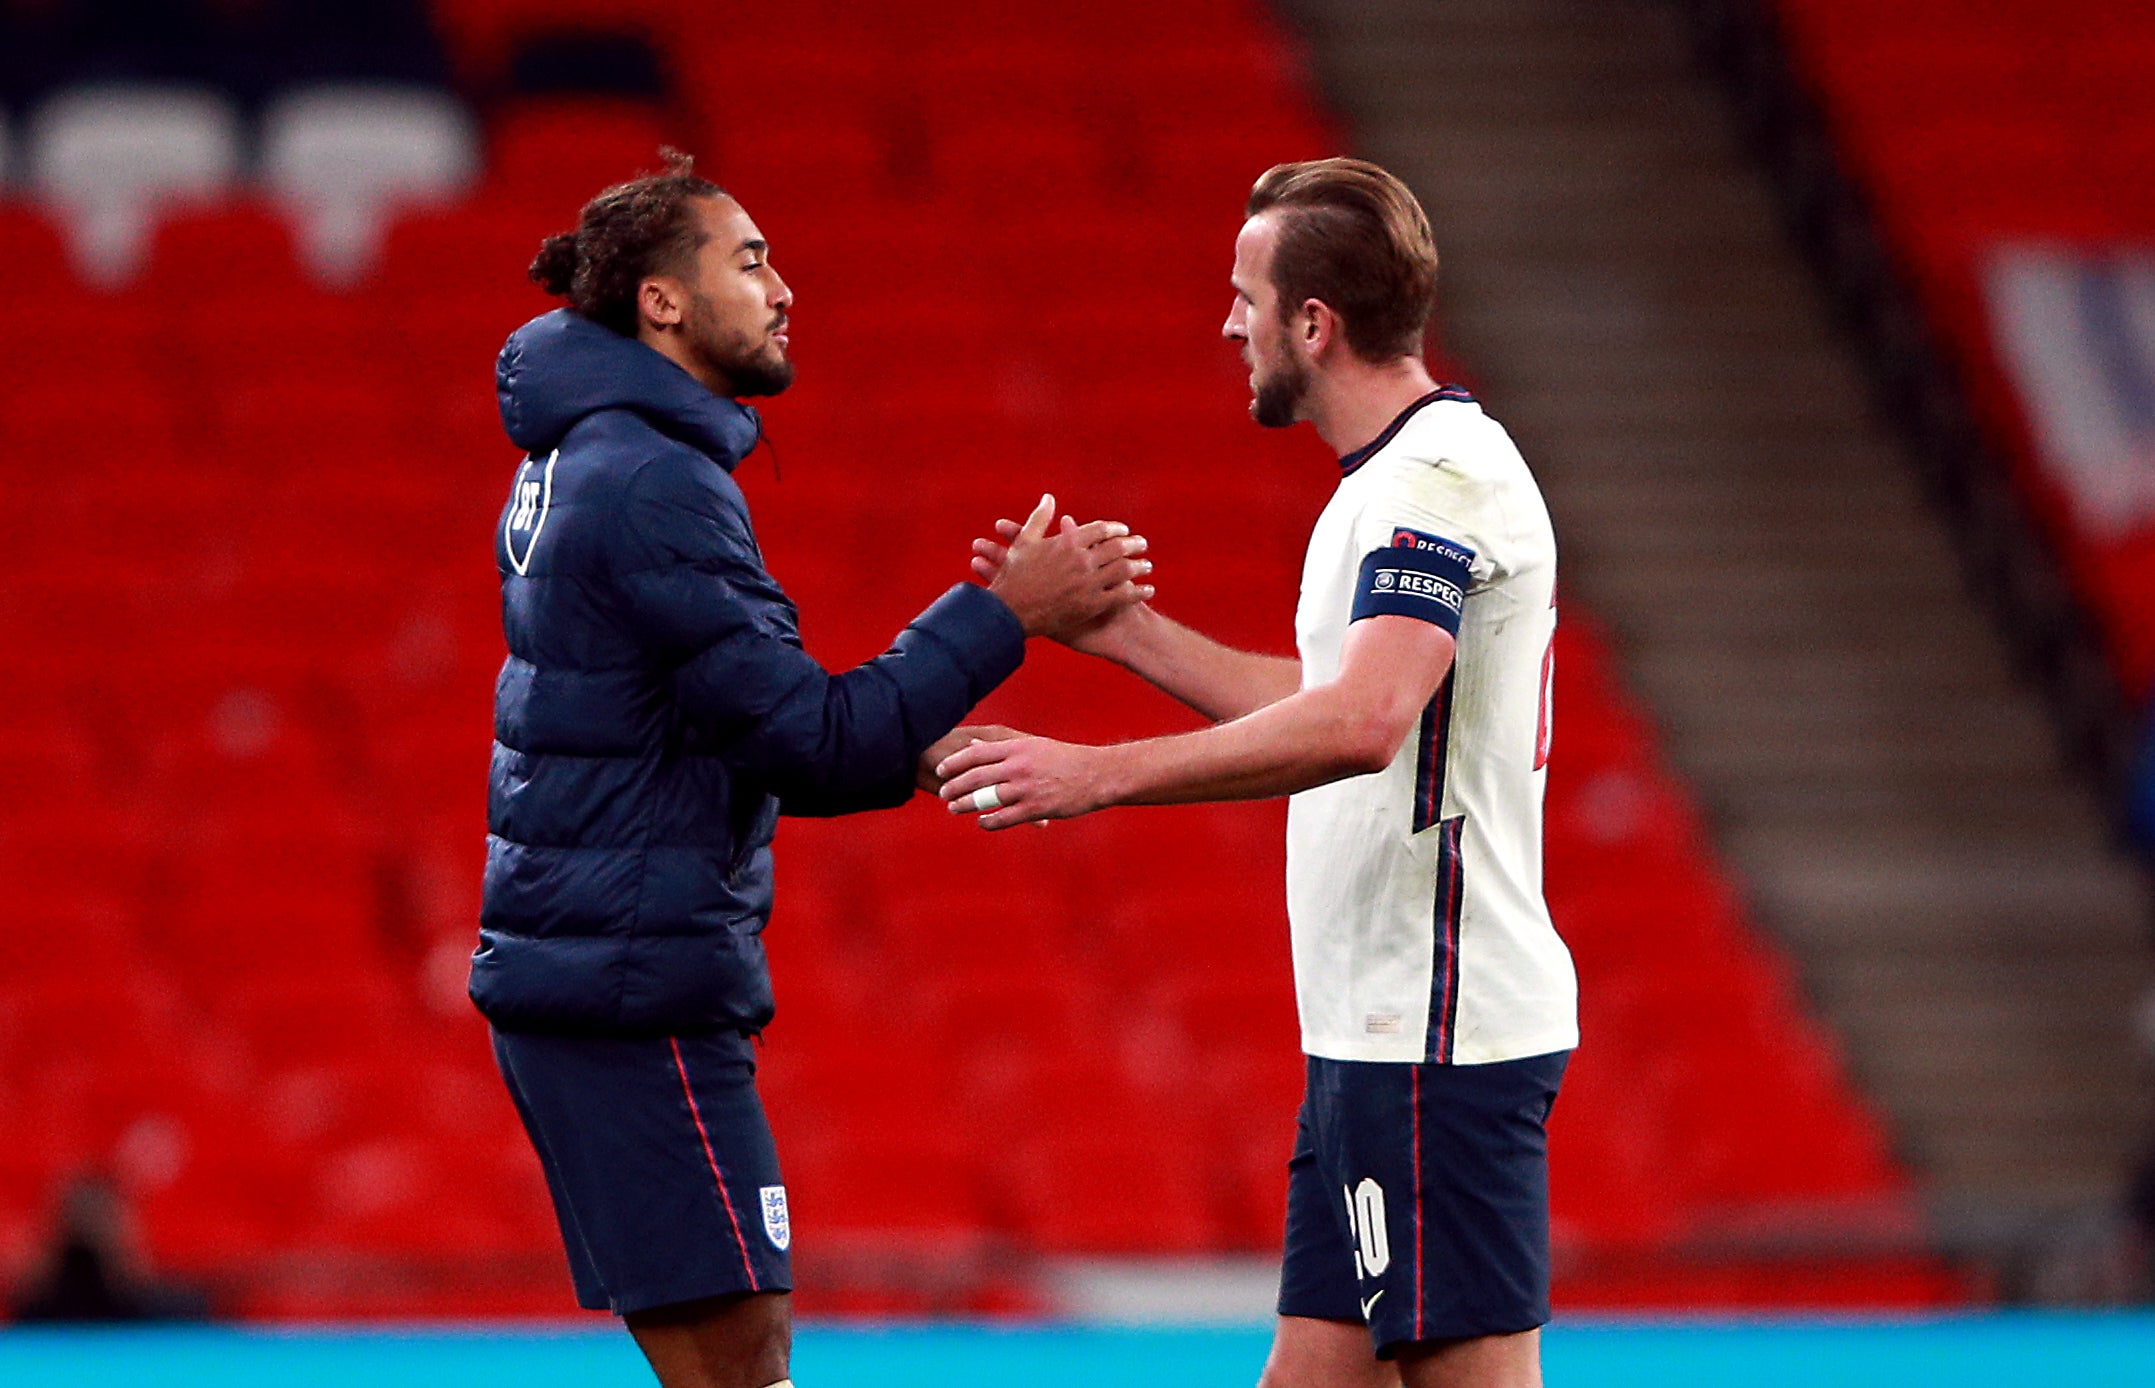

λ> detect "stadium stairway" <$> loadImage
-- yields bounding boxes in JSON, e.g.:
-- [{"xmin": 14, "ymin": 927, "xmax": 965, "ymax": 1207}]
[{"xmin": 1273, "ymin": 0, "xmax": 2154, "ymax": 1261}]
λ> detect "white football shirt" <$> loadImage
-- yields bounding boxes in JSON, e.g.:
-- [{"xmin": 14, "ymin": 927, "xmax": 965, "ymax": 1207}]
[{"xmin": 1285, "ymin": 388, "xmax": 1577, "ymax": 1065}]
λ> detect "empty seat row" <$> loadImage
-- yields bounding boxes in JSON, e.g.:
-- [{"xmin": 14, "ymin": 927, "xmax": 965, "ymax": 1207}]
[
  {"xmin": 7, "ymin": 117, "xmax": 1313, "ymax": 299},
  {"xmin": 8, "ymin": 81, "xmax": 476, "ymax": 284}
]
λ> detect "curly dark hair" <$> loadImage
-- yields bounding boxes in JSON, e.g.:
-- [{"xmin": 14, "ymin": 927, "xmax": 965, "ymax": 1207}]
[{"xmin": 530, "ymin": 148, "xmax": 727, "ymax": 337}]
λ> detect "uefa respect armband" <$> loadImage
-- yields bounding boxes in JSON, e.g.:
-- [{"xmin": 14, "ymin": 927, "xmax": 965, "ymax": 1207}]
[{"xmin": 1350, "ymin": 527, "xmax": 1474, "ymax": 634}]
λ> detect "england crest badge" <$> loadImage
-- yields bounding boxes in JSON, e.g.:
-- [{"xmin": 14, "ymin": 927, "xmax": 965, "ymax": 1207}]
[{"xmin": 760, "ymin": 1185, "xmax": 790, "ymax": 1251}]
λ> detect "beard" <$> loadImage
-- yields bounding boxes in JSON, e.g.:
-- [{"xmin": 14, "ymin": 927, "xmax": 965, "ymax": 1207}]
[
  {"xmin": 1250, "ymin": 350, "xmax": 1309, "ymax": 429},
  {"xmin": 687, "ymin": 294, "xmax": 796, "ymax": 398},
  {"xmin": 720, "ymin": 345, "xmax": 795, "ymax": 398}
]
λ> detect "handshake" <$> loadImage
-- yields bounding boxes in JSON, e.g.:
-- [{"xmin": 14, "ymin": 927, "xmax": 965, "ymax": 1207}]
[
  {"xmin": 974, "ymin": 491, "xmax": 1153, "ymax": 644},
  {"xmin": 914, "ymin": 492, "xmax": 1152, "ymax": 804}
]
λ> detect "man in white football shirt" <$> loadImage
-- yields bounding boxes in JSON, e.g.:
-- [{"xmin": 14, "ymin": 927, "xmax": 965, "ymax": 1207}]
[{"xmin": 939, "ymin": 159, "xmax": 1576, "ymax": 1388}]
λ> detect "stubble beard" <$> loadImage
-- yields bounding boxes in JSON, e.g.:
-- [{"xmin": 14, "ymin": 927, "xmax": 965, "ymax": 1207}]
[{"xmin": 1250, "ymin": 351, "xmax": 1308, "ymax": 430}]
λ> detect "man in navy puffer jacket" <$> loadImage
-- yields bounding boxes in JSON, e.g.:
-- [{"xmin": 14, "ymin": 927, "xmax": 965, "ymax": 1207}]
[{"xmin": 472, "ymin": 153, "xmax": 1151, "ymax": 1388}]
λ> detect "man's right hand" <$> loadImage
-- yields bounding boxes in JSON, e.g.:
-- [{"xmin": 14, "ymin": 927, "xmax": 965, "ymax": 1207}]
[
  {"xmin": 984, "ymin": 493, "xmax": 1154, "ymax": 641},
  {"xmin": 918, "ymin": 723, "xmax": 1025, "ymax": 794}
]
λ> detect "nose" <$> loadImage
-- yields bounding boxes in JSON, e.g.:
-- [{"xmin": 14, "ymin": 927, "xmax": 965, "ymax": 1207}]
[
  {"xmin": 771, "ymin": 273, "xmax": 793, "ymax": 311},
  {"xmin": 1222, "ymin": 304, "xmax": 1245, "ymax": 341}
]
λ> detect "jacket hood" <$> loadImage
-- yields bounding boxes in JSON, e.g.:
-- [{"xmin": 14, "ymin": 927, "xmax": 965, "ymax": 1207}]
[{"xmin": 495, "ymin": 309, "xmax": 763, "ymax": 466}]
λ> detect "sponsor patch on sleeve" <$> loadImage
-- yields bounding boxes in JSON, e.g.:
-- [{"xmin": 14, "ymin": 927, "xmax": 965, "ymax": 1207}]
[{"xmin": 1351, "ymin": 529, "xmax": 1473, "ymax": 633}]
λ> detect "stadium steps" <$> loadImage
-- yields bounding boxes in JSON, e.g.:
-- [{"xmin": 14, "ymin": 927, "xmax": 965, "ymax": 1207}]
[{"xmin": 1276, "ymin": 0, "xmax": 2151, "ymax": 1233}]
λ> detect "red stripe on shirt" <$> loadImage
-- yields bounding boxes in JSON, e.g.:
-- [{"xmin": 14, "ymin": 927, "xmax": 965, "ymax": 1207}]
[{"xmin": 1439, "ymin": 820, "xmax": 1463, "ymax": 1062}]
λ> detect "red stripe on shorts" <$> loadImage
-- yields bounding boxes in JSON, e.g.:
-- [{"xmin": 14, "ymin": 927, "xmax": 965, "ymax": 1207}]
[
  {"xmin": 1411, "ymin": 1072, "xmax": 1425, "ymax": 1339},
  {"xmin": 670, "ymin": 1036, "xmax": 760, "ymax": 1292}
]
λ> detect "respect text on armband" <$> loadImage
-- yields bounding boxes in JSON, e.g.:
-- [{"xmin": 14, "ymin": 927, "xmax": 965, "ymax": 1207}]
[{"xmin": 1370, "ymin": 567, "xmax": 1465, "ymax": 613}]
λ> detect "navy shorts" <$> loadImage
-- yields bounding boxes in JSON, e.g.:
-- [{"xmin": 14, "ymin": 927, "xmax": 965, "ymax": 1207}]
[
  {"xmin": 1278, "ymin": 1049, "xmax": 1568, "ymax": 1355},
  {"xmin": 492, "ymin": 1027, "xmax": 793, "ymax": 1315}
]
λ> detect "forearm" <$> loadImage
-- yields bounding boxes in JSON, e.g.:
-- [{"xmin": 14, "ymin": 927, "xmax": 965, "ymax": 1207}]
[
  {"xmin": 937, "ymin": 614, "xmax": 1455, "ymax": 831},
  {"xmin": 1095, "ymin": 683, "xmax": 1396, "ymax": 806},
  {"xmin": 1095, "ymin": 605, "xmax": 1301, "ymax": 722},
  {"xmin": 699, "ymin": 585, "xmax": 1024, "ymax": 801}
]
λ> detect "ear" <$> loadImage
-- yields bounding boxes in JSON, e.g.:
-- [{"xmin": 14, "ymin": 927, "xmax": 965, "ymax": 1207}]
[
  {"xmin": 1297, "ymin": 298, "xmax": 1341, "ymax": 359},
  {"xmin": 638, "ymin": 275, "xmax": 685, "ymax": 332}
]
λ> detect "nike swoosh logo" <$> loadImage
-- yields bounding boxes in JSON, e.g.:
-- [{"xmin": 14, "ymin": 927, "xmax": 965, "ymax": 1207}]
[{"xmin": 1359, "ymin": 1290, "xmax": 1385, "ymax": 1318}]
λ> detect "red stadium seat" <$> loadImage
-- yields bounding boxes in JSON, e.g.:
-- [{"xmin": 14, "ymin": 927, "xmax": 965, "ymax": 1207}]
[
  {"xmin": 157, "ymin": 823, "xmax": 385, "ymax": 989},
  {"xmin": 911, "ymin": 40, "xmax": 1109, "ymax": 137},
  {"xmin": 783, "ymin": 1121, "xmax": 989, "ymax": 1239},
  {"xmin": 1005, "ymin": 1120, "xmax": 1217, "ymax": 1252},
  {"xmin": 1802, "ymin": 34, "xmax": 2033, "ymax": 134},
  {"xmin": 1151, "ymin": 970, "xmax": 1300, "ymax": 1065},
  {"xmin": 136, "ymin": 205, "xmax": 381, "ymax": 366},
  {"xmin": 1119, "ymin": 37, "xmax": 1326, "ymax": 134},
  {"xmin": 487, "ymin": 99, "xmax": 686, "ymax": 211},
  {"xmin": 714, "ymin": 119, "xmax": 903, "ymax": 213},
  {"xmin": 375, "ymin": 201, "xmax": 560, "ymax": 318},
  {"xmin": 1139, "ymin": 112, "xmax": 1338, "ymax": 217},
  {"xmin": 431, "ymin": 0, "xmax": 691, "ymax": 86},
  {"xmin": 2097, "ymin": 122, "xmax": 2155, "ymax": 234},
  {"xmin": 0, "ymin": 204, "xmax": 86, "ymax": 323},
  {"xmin": 140, "ymin": 201, "xmax": 310, "ymax": 302},
  {"xmin": 895, "ymin": 0, "xmax": 1278, "ymax": 47},
  {"xmin": 213, "ymin": 973, "xmax": 405, "ymax": 1071}
]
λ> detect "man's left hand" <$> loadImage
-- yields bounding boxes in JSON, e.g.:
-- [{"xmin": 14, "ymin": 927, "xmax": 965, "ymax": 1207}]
[{"xmin": 938, "ymin": 736, "xmax": 1106, "ymax": 829}]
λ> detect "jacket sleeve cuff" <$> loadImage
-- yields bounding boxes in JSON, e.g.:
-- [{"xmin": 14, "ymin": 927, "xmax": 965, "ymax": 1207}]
[{"xmin": 904, "ymin": 583, "xmax": 1027, "ymax": 699}]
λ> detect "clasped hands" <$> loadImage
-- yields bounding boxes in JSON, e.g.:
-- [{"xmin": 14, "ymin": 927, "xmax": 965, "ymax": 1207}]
[{"xmin": 911, "ymin": 494, "xmax": 1150, "ymax": 829}]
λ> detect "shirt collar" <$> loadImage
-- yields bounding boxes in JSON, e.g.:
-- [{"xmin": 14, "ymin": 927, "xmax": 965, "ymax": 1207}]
[{"xmin": 1338, "ymin": 385, "xmax": 1477, "ymax": 477}]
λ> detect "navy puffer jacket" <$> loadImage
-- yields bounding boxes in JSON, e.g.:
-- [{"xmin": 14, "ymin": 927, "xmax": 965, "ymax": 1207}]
[{"xmin": 471, "ymin": 310, "xmax": 1026, "ymax": 1036}]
